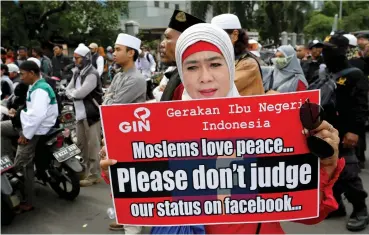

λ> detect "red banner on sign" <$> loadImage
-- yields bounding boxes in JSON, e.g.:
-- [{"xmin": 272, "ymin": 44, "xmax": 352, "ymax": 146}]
[{"xmin": 101, "ymin": 90, "xmax": 320, "ymax": 226}]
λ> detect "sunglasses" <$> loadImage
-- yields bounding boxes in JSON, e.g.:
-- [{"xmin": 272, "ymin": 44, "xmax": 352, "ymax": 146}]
[{"xmin": 299, "ymin": 99, "xmax": 334, "ymax": 159}]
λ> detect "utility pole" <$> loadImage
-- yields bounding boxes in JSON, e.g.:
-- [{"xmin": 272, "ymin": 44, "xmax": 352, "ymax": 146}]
[{"xmin": 339, "ymin": 0, "xmax": 343, "ymax": 20}]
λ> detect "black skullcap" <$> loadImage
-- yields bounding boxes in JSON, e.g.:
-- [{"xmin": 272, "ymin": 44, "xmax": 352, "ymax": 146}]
[
  {"xmin": 308, "ymin": 40, "xmax": 324, "ymax": 49},
  {"xmin": 323, "ymin": 33, "xmax": 349, "ymax": 49},
  {"xmin": 168, "ymin": 10, "xmax": 204, "ymax": 33},
  {"xmin": 19, "ymin": 61, "xmax": 40, "ymax": 74},
  {"xmin": 357, "ymin": 33, "xmax": 369, "ymax": 40}
]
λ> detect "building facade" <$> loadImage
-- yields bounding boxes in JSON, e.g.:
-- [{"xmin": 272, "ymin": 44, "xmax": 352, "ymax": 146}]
[
  {"xmin": 120, "ymin": 1, "xmax": 258, "ymax": 42},
  {"xmin": 120, "ymin": 1, "xmax": 190, "ymax": 30}
]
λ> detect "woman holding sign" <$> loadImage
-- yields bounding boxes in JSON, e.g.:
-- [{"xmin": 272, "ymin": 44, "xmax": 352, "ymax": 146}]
[{"xmin": 101, "ymin": 23, "xmax": 345, "ymax": 234}]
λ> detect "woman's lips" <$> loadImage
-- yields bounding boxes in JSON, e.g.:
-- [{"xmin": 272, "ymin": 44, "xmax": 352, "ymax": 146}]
[{"xmin": 199, "ymin": 89, "xmax": 217, "ymax": 97}]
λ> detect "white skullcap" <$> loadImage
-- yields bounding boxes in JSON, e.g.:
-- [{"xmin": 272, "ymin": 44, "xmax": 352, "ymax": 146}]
[
  {"xmin": 248, "ymin": 39, "xmax": 258, "ymax": 44},
  {"xmin": 7, "ymin": 63, "xmax": 19, "ymax": 73},
  {"xmin": 176, "ymin": 23, "xmax": 239, "ymax": 99},
  {"xmin": 106, "ymin": 46, "xmax": 113, "ymax": 51},
  {"xmin": 115, "ymin": 33, "xmax": 141, "ymax": 51},
  {"xmin": 89, "ymin": 43, "xmax": 98, "ymax": 49},
  {"xmin": 211, "ymin": 14, "xmax": 242, "ymax": 30},
  {"xmin": 343, "ymin": 34, "xmax": 357, "ymax": 46},
  {"xmin": 79, "ymin": 43, "xmax": 85, "ymax": 46},
  {"xmin": 74, "ymin": 44, "xmax": 90, "ymax": 57},
  {"xmin": 27, "ymin": 57, "xmax": 41, "ymax": 68}
]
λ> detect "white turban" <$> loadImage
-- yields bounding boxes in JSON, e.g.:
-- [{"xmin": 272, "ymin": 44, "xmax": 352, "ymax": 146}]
[
  {"xmin": 27, "ymin": 57, "xmax": 41, "ymax": 68},
  {"xmin": 74, "ymin": 44, "xmax": 90, "ymax": 57},
  {"xmin": 175, "ymin": 23, "xmax": 239, "ymax": 100}
]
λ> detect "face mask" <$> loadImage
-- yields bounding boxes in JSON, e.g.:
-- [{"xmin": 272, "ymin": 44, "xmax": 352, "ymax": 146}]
[{"xmin": 271, "ymin": 55, "xmax": 292, "ymax": 69}]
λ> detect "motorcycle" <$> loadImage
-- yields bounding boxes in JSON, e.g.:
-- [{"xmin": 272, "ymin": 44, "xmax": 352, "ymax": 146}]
[
  {"xmin": 35, "ymin": 128, "xmax": 83, "ymax": 200},
  {"xmin": 57, "ymin": 82, "xmax": 77, "ymax": 145},
  {"xmin": 1, "ymin": 155, "xmax": 21, "ymax": 226},
  {"xmin": 6, "ymin": 127, "xmax": 83, "ymax": 202}
]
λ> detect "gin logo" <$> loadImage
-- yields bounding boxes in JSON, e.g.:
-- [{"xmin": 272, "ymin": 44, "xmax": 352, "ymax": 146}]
[{"xmin": 119, "ymin": 107, "xmax": 151, "ymax": 133}]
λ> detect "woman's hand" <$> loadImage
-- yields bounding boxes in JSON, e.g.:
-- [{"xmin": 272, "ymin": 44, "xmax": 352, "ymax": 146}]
[
  {"xmin": 100, "ymin": 158, "xmax": 117, "ymax": 176},
  {"xmin": 100, "ymin": 146, "xmax": 117, "ymax": 176},
  {"xmin": 311, "ymin": 121, "xmax": 339, "ymax": 178}
]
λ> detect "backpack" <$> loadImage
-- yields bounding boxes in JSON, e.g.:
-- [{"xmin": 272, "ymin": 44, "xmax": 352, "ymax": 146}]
[
  {"xmin": 308, "ymin": 67, "xmax": 361, "ymax": 107},
  {"xmin": 236, "ymin": 51, "xmax": 263, "ymax": 78},
  {"xmin": 146, "ymin": 52, "xmax": 156, "ymax": 64}
]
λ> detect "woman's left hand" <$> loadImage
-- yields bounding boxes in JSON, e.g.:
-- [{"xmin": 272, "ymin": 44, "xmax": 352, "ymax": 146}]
[{"xmin": 310, "ymin": 121, "xmax": 339, "ymax": 178}]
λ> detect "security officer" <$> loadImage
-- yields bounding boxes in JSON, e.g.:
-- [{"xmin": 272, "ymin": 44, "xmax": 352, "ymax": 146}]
[{"xmin": 323, "ymin": 33, "xmax": 369, "ymax": 232}]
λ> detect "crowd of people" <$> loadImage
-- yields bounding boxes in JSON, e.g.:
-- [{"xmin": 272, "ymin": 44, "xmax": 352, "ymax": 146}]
[{"xmin": 1, "ymin": 8, "xmax": 369, "ymax": 234}]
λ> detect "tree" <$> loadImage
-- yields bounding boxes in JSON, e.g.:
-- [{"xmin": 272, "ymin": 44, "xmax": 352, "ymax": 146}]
[
  {"xmin": 190, "ymin": 1, "xmax": 258, "ymax": 29},
  {"xmin": 1, "ymin": 1, "xmax": 128, "ymax": 48},
  {"xmin": 304, "ymin": 0, "xmax": 369, "ymax": 38},
  {"xmin": 321, "ymin": 1, "xmax": 338, "ymax": 17},
  {"xmin": 342, "ymin": 7, "xmax": 369, "ymax": 32},
  {"xmin": 190, "ymin": 1, "xmax": 211, "ymax": 21},
  {"xmin": 304, "ymin": 13, "xmax": 335, "ymax": 40},
  {"xmin": 254, "ymin": 1, "xmax": 312, "ymax": 44}
]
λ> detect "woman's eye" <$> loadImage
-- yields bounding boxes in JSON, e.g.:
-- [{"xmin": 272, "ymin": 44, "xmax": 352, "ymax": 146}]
[
  {"xmin": 187, "ymin": 66, "xmax": 197, "ymax": 71},
  {"xmin": 211, "ymin": 63, "xmax": 222, "ymax": 68}
]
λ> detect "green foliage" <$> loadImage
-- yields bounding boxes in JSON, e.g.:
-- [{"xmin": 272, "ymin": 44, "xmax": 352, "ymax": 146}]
[
  {"xmin": 304, "ymin": 13, "xmax": 334, "ymax": 40},
  {"xmin": 321, "ymin": 1, "xmax": 338, "ymax": 17},
  {"xmin": 1, "ymin": 1, "xmax": 128, "ymax": 48},
  {"xmin": 303, "ymin": 0, "xmax": 369, "ymax": 40},
  {"xmin": 190, "ymin": 1, "xmax": 211, "ymax": 21},
  {"xmin": 342, "ymin": 7, "xmax": 369, "ymax": 32},
  {"xmin": 255, "ymin": 1, "xmax": 312, "ymax": 43}
]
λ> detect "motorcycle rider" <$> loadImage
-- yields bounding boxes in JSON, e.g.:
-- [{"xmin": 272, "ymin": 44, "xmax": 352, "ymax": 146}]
[
  {"xmin": 1, "ymin": 64, "xmax": 14, "ymax": 99},
  {"xmin": 7, "ymin": 63, "xmax": 21, "ymax": 89},
  {"xmin": 0, "ymin": 61, "xmax": 59, "ymax": 212}
]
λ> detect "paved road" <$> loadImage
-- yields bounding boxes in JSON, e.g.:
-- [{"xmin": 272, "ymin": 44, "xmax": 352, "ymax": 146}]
[{"xmin": 2, "ymin": 133, "xmax": 369, "ymax": 234}]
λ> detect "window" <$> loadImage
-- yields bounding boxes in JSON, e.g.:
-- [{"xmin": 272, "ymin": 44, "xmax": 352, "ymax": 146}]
[
  {"xmin": 164, "ymin": 2, "xmax": 169, "ymax": 8},
  {"xmin": 154, "ymin": 1, "xmax": 159, "ymax": 7},
  {"xmin": 175, "ymin": 4, "xmax": 179, "ymax": 10}
]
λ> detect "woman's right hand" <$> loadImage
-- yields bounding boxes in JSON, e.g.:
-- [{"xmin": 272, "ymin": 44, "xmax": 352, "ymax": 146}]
[
  {"xmin": 100, "ymin": 158, "xmax": 117, "ymax": 176},
  {"xmin": 100, "ymin": 146, "xmax": 117, "ymax": 175}
]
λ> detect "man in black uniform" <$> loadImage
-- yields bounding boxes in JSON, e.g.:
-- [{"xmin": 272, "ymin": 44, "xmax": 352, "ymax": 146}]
[
  {"xmin": 323, "ymin": 33, "xmax": 369, "ymax": 232},
  {"xmin": 160, "ymin": 10, "xmax": 204, "ymax": 101}
]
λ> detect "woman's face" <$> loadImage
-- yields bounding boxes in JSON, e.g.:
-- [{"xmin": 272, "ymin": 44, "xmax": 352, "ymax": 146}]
[
  {"xmin": 275, "ymin": 51, "xmax": 285, "ymax": 58},
  {"xmin": 182, "ymin": 51, "xmax": 230, "ymax": 99}
]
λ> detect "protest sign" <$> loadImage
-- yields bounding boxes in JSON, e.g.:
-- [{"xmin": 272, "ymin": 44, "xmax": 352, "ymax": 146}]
[{"xmin": 100, "ymin": 90, "xmax": 320, "ymax": 226}]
